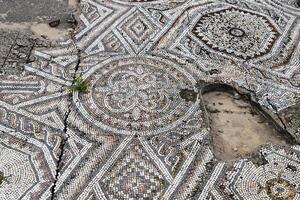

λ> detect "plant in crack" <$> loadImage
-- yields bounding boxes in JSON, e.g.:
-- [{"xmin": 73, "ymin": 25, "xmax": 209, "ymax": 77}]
[
  {"xmin": 0, "ymin": 171, "xmax": 11, "ymax": 185},
  {"xmin": 67, "ymin": 76, "xmax": 89, "ymax": 93}
]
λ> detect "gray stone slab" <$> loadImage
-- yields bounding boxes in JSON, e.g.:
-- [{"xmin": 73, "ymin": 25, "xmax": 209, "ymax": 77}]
[{"xmin": 0, "ymin": 0, "xmax": 70, "ymax": 23}]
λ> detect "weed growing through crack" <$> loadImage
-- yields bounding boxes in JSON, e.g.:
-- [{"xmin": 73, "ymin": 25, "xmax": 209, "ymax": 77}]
[
  {"xmin": 67, "ymin": 76, "xmax": 89, "ymax": 93},
  {"xmin": 0, "ymin": 172, "xmax": 11, "ymax": 185}
]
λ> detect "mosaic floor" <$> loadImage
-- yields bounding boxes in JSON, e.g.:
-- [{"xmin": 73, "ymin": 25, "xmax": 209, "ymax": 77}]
[{"xmin": 0, "ymin": 0, "xmax": 300, "ymax": 199}]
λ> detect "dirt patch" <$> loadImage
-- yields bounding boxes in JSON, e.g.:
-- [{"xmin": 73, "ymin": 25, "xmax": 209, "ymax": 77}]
[
  {"xmin": 69, "ymin": 0, "xmax": 79, "ymax": 9},
  {"xmin": 0, "ymin": 22, "xmax": 72, "ymax": 41},
  {"xmin": 203, "ymin": 91, "xmax": 290, "ymax": 161},
  {"xmin": 30, "ymin": 23, "xmax": 71, "ymax": 40}
]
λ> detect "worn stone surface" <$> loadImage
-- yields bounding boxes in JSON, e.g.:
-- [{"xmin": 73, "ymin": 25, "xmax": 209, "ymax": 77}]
[
  {"xmin": 0, "ymin": 30, "xmax": 50, "ymax": 75},
  {"xmin": 0, "ymin": 0, "xmax": 299, "ymax": 199},
  {"xmin": 0, "ymin": 0, "xmax": 76, "ymax": 75}
]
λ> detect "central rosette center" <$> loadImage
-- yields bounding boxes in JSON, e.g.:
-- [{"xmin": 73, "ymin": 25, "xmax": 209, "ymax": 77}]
[{"xmin": 94, "ymin": 65, "xmax": 174, "ymax": 121}]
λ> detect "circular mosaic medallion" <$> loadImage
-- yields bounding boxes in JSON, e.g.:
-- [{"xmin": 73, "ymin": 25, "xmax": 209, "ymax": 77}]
[
  {"xmin": 192, "ymin": 8, "xmax": 279, "ymax": 59},
  {"xmin": 266, "ymin": 178, "xmax": 296, "ymax": 200},
  {"xmin": 74, "ymin": 56, "xmax": 198, "ymax": 135}
]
